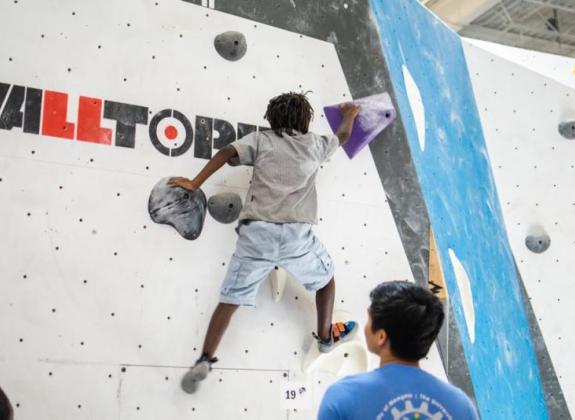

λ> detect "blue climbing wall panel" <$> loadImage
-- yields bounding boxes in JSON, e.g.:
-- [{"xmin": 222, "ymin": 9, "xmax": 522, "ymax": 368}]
[{"xmin": 370, "ymin": 0, "xmax": 547, "ymax": 418}]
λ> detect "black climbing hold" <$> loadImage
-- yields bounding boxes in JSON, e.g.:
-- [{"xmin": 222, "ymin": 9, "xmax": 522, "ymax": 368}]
[
  {"xmin": 148, "ymin": 177, "xmax": 207, "ymax": 240},
  {"xmin": 558, "ymin": 121, "xmax": 575, "ymax": 139},
  {"xmin": 525, "ymin": 232, "xmax": 551, "ymax": 254},
  {"xmin": 214, "ymin": 31, "xmax": 247, "ymax": 62},
  {"xmin": 208, "ymin": 192, "xmax": 242, "ymax": 224}
]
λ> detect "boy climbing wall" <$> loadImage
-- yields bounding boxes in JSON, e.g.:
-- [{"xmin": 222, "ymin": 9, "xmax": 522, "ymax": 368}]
[{"xmin": 168, "ymin": 92, "xmax": 361, "ymax": 393}]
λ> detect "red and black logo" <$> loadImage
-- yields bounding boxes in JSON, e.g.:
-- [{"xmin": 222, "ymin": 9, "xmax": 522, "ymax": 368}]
[{"xmin": 0, "ymin": 82, "xmax": 266, "ymax": 159}]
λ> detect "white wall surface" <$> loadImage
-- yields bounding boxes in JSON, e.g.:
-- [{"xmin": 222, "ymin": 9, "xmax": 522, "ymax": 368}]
[
  {"xmin": 0, "ymin": 0, "xmax": 445, "ymax": 419},
  {"xmin": 466, "ymin": 38, "xmax": 575, "ymax": 90},
  {"xmin": 464, "ymin": 39, "xmax": 575, "ymax": 415}
]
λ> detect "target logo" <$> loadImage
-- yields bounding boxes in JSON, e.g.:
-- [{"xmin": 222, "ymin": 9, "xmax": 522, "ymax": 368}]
[{"xmin": 149, "ymin": 109, "xmax": 194, "ymax": 157}]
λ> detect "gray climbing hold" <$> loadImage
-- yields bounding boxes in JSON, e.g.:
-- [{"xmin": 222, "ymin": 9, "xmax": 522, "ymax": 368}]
[
  {"xmin": 525, "ymin": 232, "xmax": 551, "ymax": 254},
  {"xmin": 558, "ymin": 121, "xmax": 575, "ymax": 139},
  {"xmin": 214, "ymin": 31, "xmax": 247, "ymax": 61},
  {"xmin": 208, "ymin": 192, "xmax": 243, "ymax": 224},
  {"xmin": 148, "ymin": 177, "xmax": 207, "ymax": 240}
]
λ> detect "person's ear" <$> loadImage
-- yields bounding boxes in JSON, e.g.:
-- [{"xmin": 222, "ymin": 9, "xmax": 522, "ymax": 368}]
[{"xmin": 377, "ymin": 329, "xmax": 388, "ymax": 348}]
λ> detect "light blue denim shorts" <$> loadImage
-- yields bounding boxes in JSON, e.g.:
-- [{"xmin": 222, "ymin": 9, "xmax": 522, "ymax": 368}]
[{"xmin": 220, "ymin": 220, "xmax": 335, "ymax": 306}]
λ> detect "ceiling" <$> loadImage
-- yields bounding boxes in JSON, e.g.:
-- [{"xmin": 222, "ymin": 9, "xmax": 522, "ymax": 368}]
[{"xmin": 422, "ymin": 0, "xmax": 575, "ymax": 57}]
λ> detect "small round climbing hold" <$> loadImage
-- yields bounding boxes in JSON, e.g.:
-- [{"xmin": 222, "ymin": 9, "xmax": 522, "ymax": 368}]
[
  {"xmin": 214, "ymin": 31, "xmax": 247, "ymax": 62},
  {"xmin": 208, "ymin": 192, "xmax": 242, "ymax": 224},
  {"xmin": 525, "ymin": 232, "xmax": 551, "ymax": 254},
  {"xmin": 558, "ymin": 121, "xmax": 575, "ymax": 140}
]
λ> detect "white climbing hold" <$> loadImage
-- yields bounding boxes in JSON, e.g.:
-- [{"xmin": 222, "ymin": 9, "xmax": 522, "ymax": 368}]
[
  {"xmin": 271, "ymin": 266, "xmax": 287, "ymax": 303},
  {"xmin": 402, "ymin": 65, "xmax": 426, "ymax": 152},
  {"xmin": 448, "ymin": 249, "xmax": 475, "ymax": 344}
]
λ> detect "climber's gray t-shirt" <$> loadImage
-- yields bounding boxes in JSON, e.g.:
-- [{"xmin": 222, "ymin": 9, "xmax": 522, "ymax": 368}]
[{"xmin": 229, "ymin": 130, "xmax": 339, "ymax": 224}]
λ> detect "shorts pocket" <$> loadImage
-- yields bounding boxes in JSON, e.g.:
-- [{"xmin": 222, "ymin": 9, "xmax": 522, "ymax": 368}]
[
  {"xmin": 314, "ymin": 249, "xmax": 333, "ymax": 274},
  {"xmin": 221, "ymin": 257, "xmax": 242, "ymax": 294}
]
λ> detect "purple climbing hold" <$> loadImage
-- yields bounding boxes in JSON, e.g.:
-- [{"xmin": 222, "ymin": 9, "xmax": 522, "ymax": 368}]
[{"xmin": 323, "ymin": 92, "xmax": 396, "ymax": 159}]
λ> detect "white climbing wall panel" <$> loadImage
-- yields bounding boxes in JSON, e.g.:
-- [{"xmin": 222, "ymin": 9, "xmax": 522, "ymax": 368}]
[
  {"xmin": 466, "ymin": 38, "xmax": 575, "ymax": 90},
  {"xmin": 464, "ymin": 40, "xmax": 575, "ymax": 414},
  {"xmin": 0, "ymin": 0, "xmax": 445, "ymax": 419}
]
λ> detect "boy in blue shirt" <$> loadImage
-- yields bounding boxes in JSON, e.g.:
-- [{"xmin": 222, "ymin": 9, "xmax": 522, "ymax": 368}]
[
  {"xmin": 319, "ymin": 281, "xmax": 479, "ymax": 419},
  {"xmin": 168, "ymin": 93, "xmax": 361, "ymax": 393}
]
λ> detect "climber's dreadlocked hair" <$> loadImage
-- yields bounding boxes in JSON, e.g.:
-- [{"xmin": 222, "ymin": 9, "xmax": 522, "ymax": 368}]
[{"xmin": 264, "ymin": 92, "xmax": 314, "ymax": 136}]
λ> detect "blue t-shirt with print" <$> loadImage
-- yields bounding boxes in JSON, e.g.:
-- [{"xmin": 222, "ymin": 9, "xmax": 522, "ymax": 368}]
[{"xmin": 318, "ymin": 364, "xmax": 479, "ymax": 420}]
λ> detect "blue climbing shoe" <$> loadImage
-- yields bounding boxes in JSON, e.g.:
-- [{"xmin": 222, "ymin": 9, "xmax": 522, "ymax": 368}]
[{"xmin": 313, "ymin": 321, "xmax": 358, "ymax": 353}]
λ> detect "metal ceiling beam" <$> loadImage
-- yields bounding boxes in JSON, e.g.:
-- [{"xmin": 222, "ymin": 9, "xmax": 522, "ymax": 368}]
[
  {"xmin": 423, "ymin": 0, "xmax": 575, "ymax": 57},
  {"xmin": 462, "ymin": 24, "xmax": 575, "ymax": 55},
  {"xmin": 521, "ymin": 0, "xmax": 575, "ymax": 14},
  {"xmin": 507, "ymin": 22, "xmax": 575, "ymax": 43}
]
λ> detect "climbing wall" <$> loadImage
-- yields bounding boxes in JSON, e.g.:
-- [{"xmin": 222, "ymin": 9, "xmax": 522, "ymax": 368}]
[
  {"xmin": 369, "ymin": 0, "xmax": 571, "ymax": 418},
  {"xmin": 0, "ymin": 0, "xmax": 446, "ymax": 419},
  {"xmin": 466, "ymin": 38, "xmax": 575, "ymax": 90},
  {"xmin": 464, "ymin": 39, "xmax": 575, "ymax": 417},
  {"xmin": 3, "ymin": 0, "xmax": 573, "ymax": 419}
]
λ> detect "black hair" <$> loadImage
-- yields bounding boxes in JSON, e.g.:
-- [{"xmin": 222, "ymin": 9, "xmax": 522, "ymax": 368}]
[
  {"xmin": 0, "ymin": 386, "xmax": 12, "ymax": 420},
  {"xmin": 264, "ymin": 92, "xmax": 314, "ymax": 136},
  {"xmin": 369, "ymin": 281, "xmax": 445, "ymax": 361}
]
